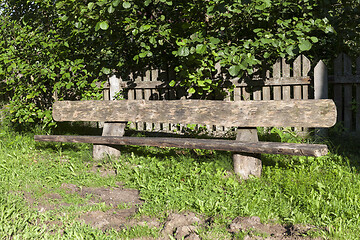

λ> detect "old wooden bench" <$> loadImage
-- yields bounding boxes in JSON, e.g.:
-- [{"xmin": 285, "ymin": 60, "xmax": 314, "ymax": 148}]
[{"xmin": 34, "ymin": 99, "xmax": 337, "ymax": 179}]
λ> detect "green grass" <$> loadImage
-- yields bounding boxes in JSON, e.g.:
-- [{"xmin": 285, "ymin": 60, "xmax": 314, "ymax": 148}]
[{"xmin": 1, "ymin": 120, "xmax": 360, "ymax": 239}]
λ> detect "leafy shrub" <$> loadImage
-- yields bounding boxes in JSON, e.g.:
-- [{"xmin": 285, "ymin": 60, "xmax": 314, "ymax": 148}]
[{"xmin": 1, "ymin": 0, "xmax": 359, "ymax": 129}]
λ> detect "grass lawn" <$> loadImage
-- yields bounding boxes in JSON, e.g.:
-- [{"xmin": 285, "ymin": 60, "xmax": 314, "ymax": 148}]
[{"xmin": 0, "ymin": 120, "xmax": 360, "ymax": 239}]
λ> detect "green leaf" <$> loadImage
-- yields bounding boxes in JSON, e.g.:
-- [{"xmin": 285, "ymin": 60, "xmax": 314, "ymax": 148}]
[
  {"xmin": 60, "ymin": 15, "xmax": 68, "ymax": 21},
  {"xmin": 188, "ymin": 87, "xmax": 196, "ymax": 94},
  {"xmin": 96, "ymin": 1, "xmax": 106, "ymax": 6},
  {"xmin": 108, "ymin": 5, "xmax": 115, "ymax": 13},
  {"xmin": 228, "ymin": 65, "xmax": 241, "ymax": 77},
  {"xmin": 123, "ymin": 2, "xmax": 131, "ymax": 8},
  {"xmin": 196, "ymin": 44, "xmax": 207, "ymax": 54},
  {"xmin": 299, "ymin": 39, "xmax": 312, "ymax": 51},
  {"xmin": 310, "ymin": 36, "xmax": 318, "ymax": 43},
  {"xmin": 286, "ymin": 45, "xmax": 294, "ymax": 56},
  {"xmin": 66, "ymin": 82, "xmax": 73, "ymax": 89},
  {"xmin": 99, "ymin": 21, "xmax": 109, "ymax": 30},
  {"xmin": 209, "ymin": 37, "xmax": 220, "ymax": 45},
  {"xmin": 198, "ymin": 80, "xmax": 205, "ymax": 87},
  {"xmin": 139, "ymin": 52, "xmax": 147, "ymax": 58},
  {"xmin": 325, "ymin": 25, "xmax": 335, "ymax": 33},
  {"xmin": 95, "ymin": 22, "xmax": 100, "ymax": 31},
  {"xmin": 178, "ymin": 46, "xmax": 190, "ymax": 57},
  {"xmin": 101, "ymin": 67, "xmax": 111, "ymax": 74},
  {"xmin": 140, "ymin": 25, "xmax": 151, "ymax": 32},
  {"xmin": 169, "ymin": 80, "xmax": 176, "ymax": 87},
  {"xmin": 88, "ymin": 2, "xmax": 95, "ymax": 10},
  {"xmin": 112, "ymin": 0, "xmax": 120, "ymax": 6},
  {"xmin": 144, "ymin": 0, "xmax": 151, "ymax": 6}
]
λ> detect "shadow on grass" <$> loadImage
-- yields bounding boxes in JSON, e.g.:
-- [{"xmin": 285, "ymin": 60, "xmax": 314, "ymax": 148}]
[
  {"xmin": 34, "ymin": 122, "xmax": 360, "ymax": 173},
  {"xmin": 327, "ymin": 132, "xmax": 360, "ymax": 170}
]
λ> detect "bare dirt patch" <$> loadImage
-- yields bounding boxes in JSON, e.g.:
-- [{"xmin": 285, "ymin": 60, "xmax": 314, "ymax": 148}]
[
  {"xmin": 228, "ymin": 216, "xmax": 322, "ymax": 240},
  {"xmin": 22, "ymin": 183, "xmax": 324, "ymax": 239}
]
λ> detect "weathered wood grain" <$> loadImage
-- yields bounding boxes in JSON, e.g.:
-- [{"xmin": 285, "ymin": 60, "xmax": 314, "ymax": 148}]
[
  {"xmin": 293, "ymin": 56, "xmax": 302, "ymax": 101},
  {"xmin": 234, "ymin": 87, "xmax": 241, "ymax": 101},
  {"xmin": 52, "ymin": 99, "xmax": 337, "ymax": 128},
  {"xmin": 34, "ymin": 135, "xmax": 329, "ymax": 157},
  {"xmin": 233, "ymin": 128, "xmax": 262, "ymax": 179},
  {"xmin": 273, "ymin": 59, "xmax": 282, "ymax": 100},
  {"xmin": 262, "ymin": 86, "xmax": 270, "ymax": 100},
  {"xmin": 282, "ymin": 58, "xmax": 291, "ymax": 100}
]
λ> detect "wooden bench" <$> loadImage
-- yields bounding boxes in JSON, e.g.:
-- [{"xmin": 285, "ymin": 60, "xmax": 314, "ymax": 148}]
[{"xmin": 34, "ymin": 99, "xmax": 337, "ymax": 179}]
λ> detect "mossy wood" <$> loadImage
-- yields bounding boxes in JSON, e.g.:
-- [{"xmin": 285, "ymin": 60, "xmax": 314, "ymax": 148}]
[
  {"xmin": 52, "ymin": 99, "xmax": 336, "ymax": 128},
  {"xmin": 34, "ymin": 135, "xmax": 328, "ymax": 157}
]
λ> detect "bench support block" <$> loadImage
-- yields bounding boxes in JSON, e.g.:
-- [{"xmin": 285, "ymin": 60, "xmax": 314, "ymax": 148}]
[
  {"xmin": 233, "ymin": 128, "xmax": 262, "ymax": 179},
  {"xmin": 93, "ymin": 122, "xmax": 126, "ymax": 160}
]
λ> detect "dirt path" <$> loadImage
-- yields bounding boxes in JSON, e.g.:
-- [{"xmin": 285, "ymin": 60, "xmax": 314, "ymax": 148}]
[{"xmin": 22, "ymin": 181, "xmax": 323, "ymax": 240}]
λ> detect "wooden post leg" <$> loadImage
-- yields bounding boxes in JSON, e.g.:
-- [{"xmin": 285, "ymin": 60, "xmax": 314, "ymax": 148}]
[
  {"xmin": 232, "ymin": 128, "xmax": 262, "ymax": 179},
  {"xmin": 93, "ymin": 75, "xmax": 126, "ymax": 160},
  {"xmin": 93, "ymin": 122, "xmax": 126, "ymax": 160}
]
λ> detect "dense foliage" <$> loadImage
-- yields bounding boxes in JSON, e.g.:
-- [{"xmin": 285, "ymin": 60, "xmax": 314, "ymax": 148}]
[{"xmin": 0, "ymin": 0, "xmax": 359, "ymax": 128}]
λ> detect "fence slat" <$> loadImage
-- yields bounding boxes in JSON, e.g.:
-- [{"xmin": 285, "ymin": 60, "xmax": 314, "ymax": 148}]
[
  {"xmin": 302, "ymin": 55, "xmax": 310, "ymax": 100},
  {"xmin": 243, "ymin": 87, "xmax": 251, "ymax": 100},
  {"xmin": 314, "ymin": 60, "xmax": 328, "ymax": 100},
  {"xmin": 342, "ymin": 54, "xmax": 353, "ymax": 130},
  {"xmin": 343, "ymin": 54, "xmax": 352, "ymax": 75},
  {"xmin": 302, "ymin": 55, "xmax": 311, "ymax": 76},
  {"xmin": 357, "ymin": 57, "xmax": 360, "ymax": 132},
  {"xmin": 253, "ymin": 90, "xmax": 262, "ymax": 100},
  {"xmin": 273, "ymin": 59, "xmax": 281, "ymax": 100},
  {"xmin": 234, "ymin": 87, "xmax": 241, "ymax": 101},
  {"xmin": 135, "ymin": 88, "xmax": 144, "ymax": 131},
  {"xmin": 344, "ymin": 85, "xmax": 352, "ymax": 130},
  {"xmin": 293, "ymin": 56, "xmax": 302, "ymax": 100},
  {"xmin": 293, "ymin": 56, "xmax": 302, "ymax": 77},
  {"xmin": 282, "ymin": 58, "xmax": 291, "ymax": 100},
  {"xmin": 334, "ymin": 54, "xmax": 344, "ymax": 123},
  {"xmin": 127, "ymin": 80, "xmax": 136, "ymax": 129},
  {"xmin": 262, "ymin": 86, "xmax": 270, "ymax": 100},
  {"xmin": 334, "ymin": 85, "xmax": 343, "ymax": 123},
  {"xmin": 144, "ymin": 70, "xmax": 153, "ymax": 131},
  {"xmin": 334, "ymin": 54, "xmax": 344, "ymax": 75},
  {"xmin": 298, "ymin": 55, "xmax": 311, "ymax": 133},
  {"xmin": 357, "ymin": 85, "xmax": 360, "ymax": 132}
]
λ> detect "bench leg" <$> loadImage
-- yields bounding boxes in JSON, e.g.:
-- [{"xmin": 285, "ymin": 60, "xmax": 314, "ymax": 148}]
[
  {"xmin": 93, "ymin": 122, "xmax": 126, "ymax": 160},
  {"xmin": 232, "ymin": 128, "xmax": 262, "ymax": 179}
]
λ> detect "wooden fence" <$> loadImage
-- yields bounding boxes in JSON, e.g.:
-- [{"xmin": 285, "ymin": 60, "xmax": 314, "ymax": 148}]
[
  {"xmin": 104, "ymin": 53, "xmax": 360, "ymax": 134},
  {"xmin": 103, "ymin": 55, "xmax": 312, "ymax": 135},
  {"xmin": 315, "ymin": 53, "xmax": 360, "ymax": 133}
]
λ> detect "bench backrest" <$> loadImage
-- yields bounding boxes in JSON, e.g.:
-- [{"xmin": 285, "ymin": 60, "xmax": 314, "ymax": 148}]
[{"xmin": 53, "ymin": 99, "xmax": 336, "ymax": 128}]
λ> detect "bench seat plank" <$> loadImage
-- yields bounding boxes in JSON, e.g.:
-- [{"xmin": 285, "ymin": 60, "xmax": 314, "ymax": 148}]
[
  {"xmin": 34, "ymin": 135, "xmax": 328, "ymax": 157},
  {"xmin": 52, "ymin": 99, "xmax": 336, "ymax": 128}
]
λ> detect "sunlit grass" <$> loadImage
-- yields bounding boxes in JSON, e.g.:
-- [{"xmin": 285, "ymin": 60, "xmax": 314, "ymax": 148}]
[{"xmin": 1, "ymin": 120, "xmax": 360, "ymax": 239}]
